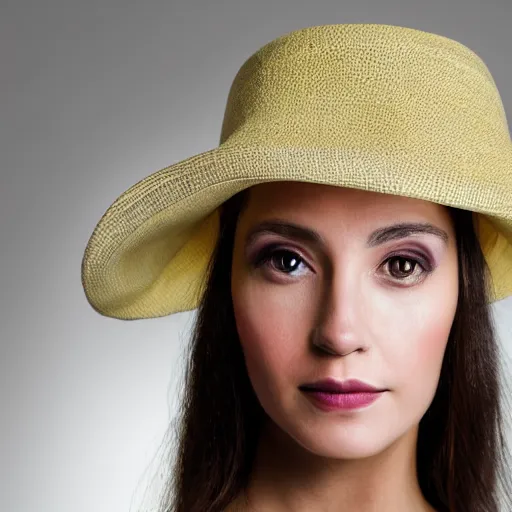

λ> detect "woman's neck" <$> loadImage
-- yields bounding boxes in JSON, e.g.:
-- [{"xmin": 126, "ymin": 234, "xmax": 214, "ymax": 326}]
[{"xmin": 228, "ymin": 419, "xmax": 436, "ymax": 512}]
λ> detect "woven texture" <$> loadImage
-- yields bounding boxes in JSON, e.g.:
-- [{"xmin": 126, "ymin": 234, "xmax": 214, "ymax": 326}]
[{"xmin": 81, "ymin": 23, "xmax": 512, "ymax": 320}]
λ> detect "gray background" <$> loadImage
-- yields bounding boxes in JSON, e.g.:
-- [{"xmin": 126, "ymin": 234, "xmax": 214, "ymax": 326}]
[{"xmin": 2, "ymin": 1, "xmax": 511, "ymax": 511}]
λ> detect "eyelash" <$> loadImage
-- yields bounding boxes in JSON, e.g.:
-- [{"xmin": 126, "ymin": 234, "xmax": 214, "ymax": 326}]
[{"xmin": 253, "ymin": 245, "xmax": 433, "ymax": 284}]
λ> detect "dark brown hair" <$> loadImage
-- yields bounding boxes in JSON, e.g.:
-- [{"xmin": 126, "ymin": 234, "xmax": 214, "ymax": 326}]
[{"xmin": 146, "ymin": 187, "xmax": 512, "ymax": 512}]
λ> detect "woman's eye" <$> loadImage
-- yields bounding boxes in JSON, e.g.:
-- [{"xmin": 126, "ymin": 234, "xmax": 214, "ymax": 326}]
[
  {"xmin": 381, "ymin": 255, "xmax": 428, "ymax": 282},
  {"xmin": 254, "ymin": 247, "xmax": 431, "ymax": 284},
  {"xmin": 256, "ymin": 248, "xmax": 309, "ymax": 276}
]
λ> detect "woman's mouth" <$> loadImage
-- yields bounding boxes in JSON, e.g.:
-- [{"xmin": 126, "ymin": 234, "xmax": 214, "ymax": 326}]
[{"xmin": 299, "ymin": 378, "xmax": 387, "ymax": 411}]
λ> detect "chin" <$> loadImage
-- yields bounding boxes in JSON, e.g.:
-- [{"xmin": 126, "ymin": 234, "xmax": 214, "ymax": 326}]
[{"xmin": 288, "ymin": 423, "xmax": 397, "ymax": 460}]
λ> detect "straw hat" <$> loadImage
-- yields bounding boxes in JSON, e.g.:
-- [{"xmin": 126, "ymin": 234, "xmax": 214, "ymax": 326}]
[{"xmin": 81, "ymin": 23, "xmax": 512, "ymax": 320}]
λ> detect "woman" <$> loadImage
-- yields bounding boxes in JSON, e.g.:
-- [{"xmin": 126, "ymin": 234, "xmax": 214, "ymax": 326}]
[{"xmin": 81, "ymin": 24, "xmax": 512, "ymax": 511}]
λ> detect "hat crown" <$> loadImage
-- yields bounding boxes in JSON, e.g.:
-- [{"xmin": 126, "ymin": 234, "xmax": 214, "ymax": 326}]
[{"xmin": 219, "ymin": 24, "xmax": 510, "ymax": 156}]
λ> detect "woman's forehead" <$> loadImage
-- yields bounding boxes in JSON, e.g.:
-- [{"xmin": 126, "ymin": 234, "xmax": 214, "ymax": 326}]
[
  {"xmin": 236, "ymin": 183, "xmax": 456, "ymax": 255},
  {"xmin": 243, "ymin": 181, "xmax": 448, "ymax": 221}
]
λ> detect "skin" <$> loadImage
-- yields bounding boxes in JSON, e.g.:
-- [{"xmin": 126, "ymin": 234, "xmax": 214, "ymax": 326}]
[{"xmin": 227, "ymin": 181, "xmax": 459, "ymax": 512}]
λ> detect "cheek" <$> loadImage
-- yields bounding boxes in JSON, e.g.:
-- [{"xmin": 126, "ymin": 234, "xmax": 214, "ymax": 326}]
[
  {"xmin": 386, "ymin": 293, "xmax": 456, "ymax": 401},
  {"xmin": 409, "ymin": 319, "xmax": 451, "ymax": 377},
  {"xmin": 378, "ymin": 254, "xmax": 458, "ymax": 381},
  {"xmin": 231, "ymin": 280, "xmax": 312, "ymax": 390}
]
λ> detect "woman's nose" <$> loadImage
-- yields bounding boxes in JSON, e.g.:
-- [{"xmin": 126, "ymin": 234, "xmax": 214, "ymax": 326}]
[
  {"xmin": 310, "ymin": 278, "xmax": 369, "ymax": 357},
  {"xmin": 312, "ymin": 323, "xmax": 368, "ymax": 357}
]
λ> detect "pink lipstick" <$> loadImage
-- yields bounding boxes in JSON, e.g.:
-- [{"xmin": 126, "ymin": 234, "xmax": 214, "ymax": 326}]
[{"xmin": 299, "ymin": 378, "xmax": 386, "ymax": 411}]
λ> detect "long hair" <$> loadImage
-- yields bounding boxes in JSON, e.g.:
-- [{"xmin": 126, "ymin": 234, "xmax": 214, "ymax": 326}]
[{"xmin": 147, "ymin": 187, "xmax": 512, "ymax": 512}]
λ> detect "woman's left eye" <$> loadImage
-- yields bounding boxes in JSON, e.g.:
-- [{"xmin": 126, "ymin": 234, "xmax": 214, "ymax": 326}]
[
  {"xmin": 380, "ymin": 255, "xmax": 430, "ymax": 283},
  {"xmin": 253, "ymin": 246, "xmax": 432, "ymax": 284}
]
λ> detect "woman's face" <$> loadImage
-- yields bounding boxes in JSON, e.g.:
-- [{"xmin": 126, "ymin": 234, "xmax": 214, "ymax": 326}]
[{"xmin": 231, "ymin": 181, "xmax": 459, "ymax": 459}]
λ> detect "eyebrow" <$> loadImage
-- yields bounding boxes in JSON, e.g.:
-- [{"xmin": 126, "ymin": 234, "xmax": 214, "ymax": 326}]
[{"xmin": 245, "ymin": 219, "xmax": 449, "ymax": 249}]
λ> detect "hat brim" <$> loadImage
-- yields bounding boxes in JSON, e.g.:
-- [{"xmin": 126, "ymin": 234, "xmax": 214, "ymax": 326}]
[{"xmin": 81, "ymin": 143, "xmax": 512, "ymax": 319}]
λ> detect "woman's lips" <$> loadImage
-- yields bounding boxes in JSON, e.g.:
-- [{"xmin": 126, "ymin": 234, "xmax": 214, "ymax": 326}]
[
  {"xmin": 301, "ymin": 389, "xmax": 385, "ymax": 411},
  {"xmin": 299, "ymin": 378, "xmax": 387, "ymax": 411},
  {"xmin": 299, "ymin": 377, "xmax": 385, "ymax": 393}
]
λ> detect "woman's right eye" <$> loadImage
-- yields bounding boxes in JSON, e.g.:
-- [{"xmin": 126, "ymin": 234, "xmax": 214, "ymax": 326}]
[{"xmin": 255, "ymin": 247, "xmax": 310, "ymax": 276}]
